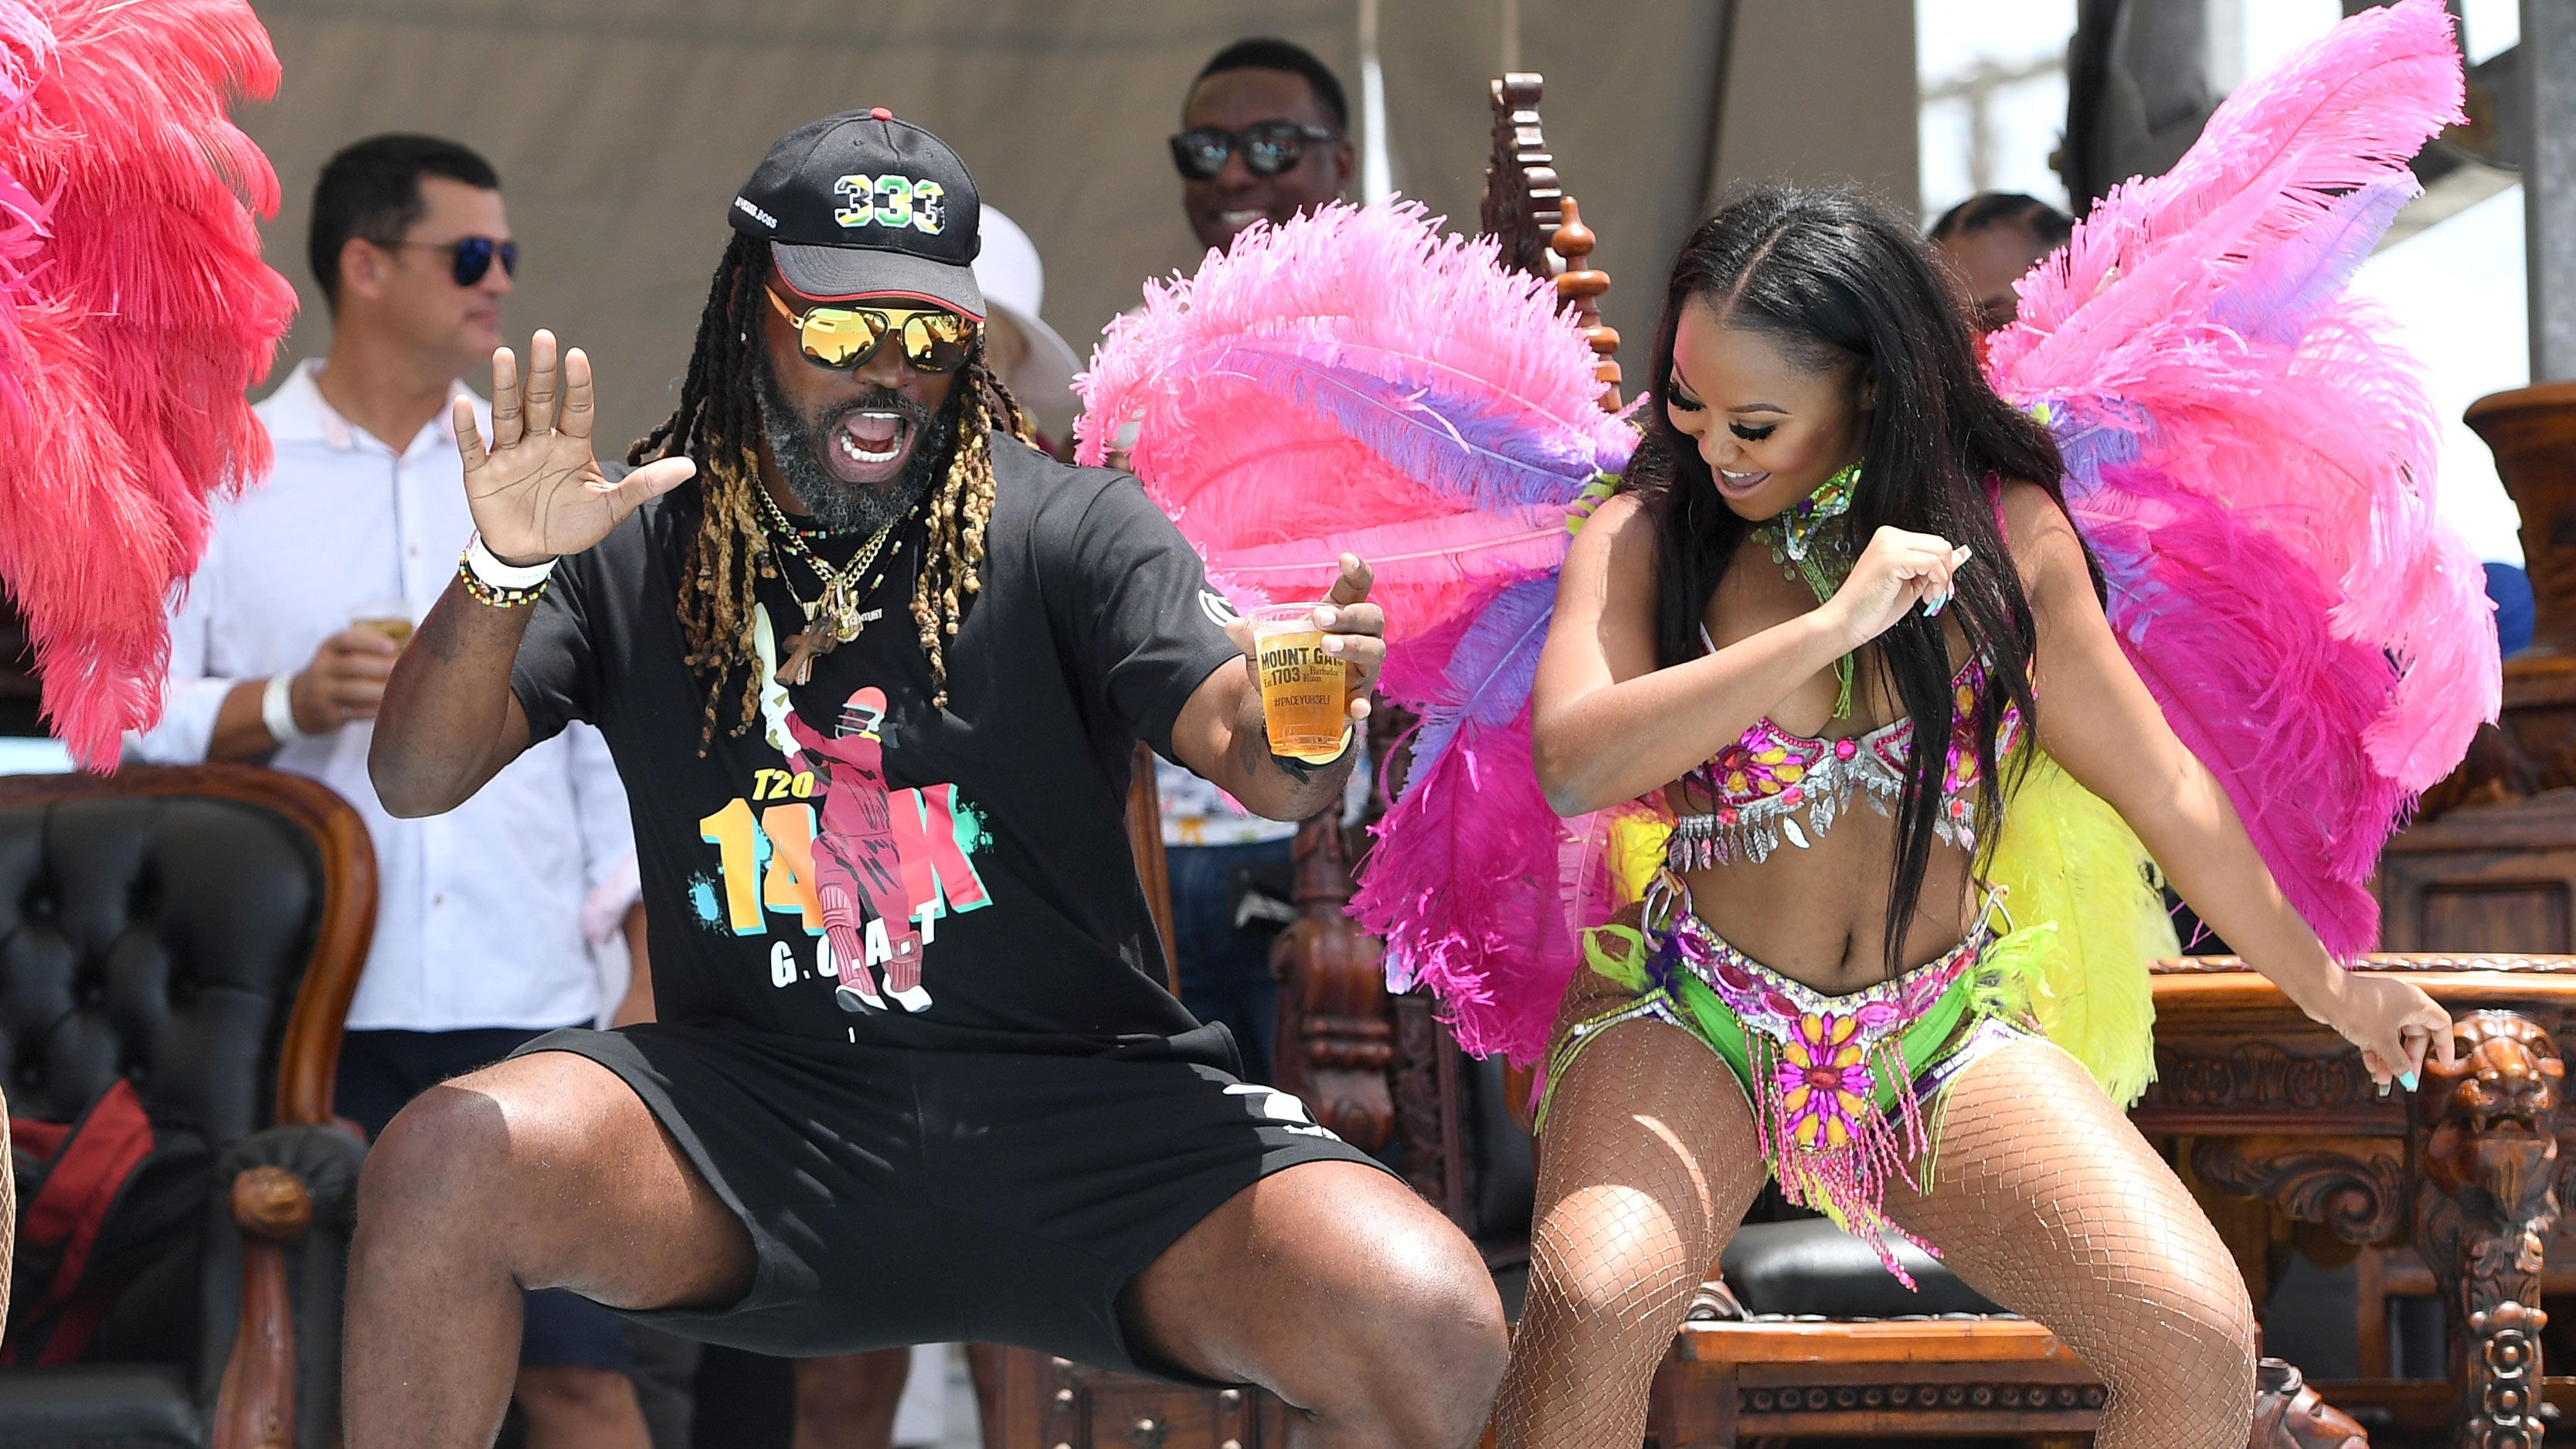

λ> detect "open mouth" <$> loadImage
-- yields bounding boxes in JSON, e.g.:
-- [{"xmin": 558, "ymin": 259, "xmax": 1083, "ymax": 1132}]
[
  {"xmin": 1217, "ymin": 208, "xmax": 1266, "ymax": 233},
  {"xmin": 1717, "ymin": 468, "xmax": 1772, "ymax": 496},
  {"xmin": 830, "ymin": 410, "xmax": 916, "ymax": 483}
]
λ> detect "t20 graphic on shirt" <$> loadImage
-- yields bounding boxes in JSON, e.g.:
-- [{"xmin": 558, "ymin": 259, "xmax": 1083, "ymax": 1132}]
[{"xmin": 692, "ymin": 685, "xmax": 992, "ymax": 1015}]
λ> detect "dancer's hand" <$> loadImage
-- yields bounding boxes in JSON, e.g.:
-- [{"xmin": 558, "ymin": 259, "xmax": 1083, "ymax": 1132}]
[
  {"xmin": 1823, "ymin": 526, "xmax": 1972, "ymax": 648},
  {"xmin": 454, "ymin": 329, "xmax": 697, "ymax": 566},
  {"xmin": 2313, "ymin": 972, "xmax": 2455, "ymax": 1089}
]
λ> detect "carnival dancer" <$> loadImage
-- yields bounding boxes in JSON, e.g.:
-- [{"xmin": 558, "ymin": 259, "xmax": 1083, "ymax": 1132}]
[
  {"xmin": 1079, "ymin": 5, "xmax": 2497, "ymax": 1446},
  {"xmin": 1488, "ymin": 175, "xmax": 2461, "ymax": 1447},
  {"xmin": 354, "ymin": 111, "xmax": 1506, "ymax": 1448}
]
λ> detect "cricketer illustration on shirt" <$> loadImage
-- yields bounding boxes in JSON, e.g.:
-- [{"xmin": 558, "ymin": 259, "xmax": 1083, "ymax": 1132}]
[
  {"xmin": 786, "ymin": 687, "xmax": 923, "ymax": 1012},
  {"xmin": 689, "ymin": 624, "xmax": 997, "ymax": 1015}
]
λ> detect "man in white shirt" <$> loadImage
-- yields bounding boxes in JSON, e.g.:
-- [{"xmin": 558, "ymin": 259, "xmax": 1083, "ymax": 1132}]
[{"xmin": 125, "ymin": 134, "xmax": 651, "ymax": 1449}]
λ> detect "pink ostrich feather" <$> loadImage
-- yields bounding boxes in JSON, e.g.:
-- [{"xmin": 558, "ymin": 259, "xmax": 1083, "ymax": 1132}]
[
  {"xmin": 0, "ymin": 0, "xmax": 296, "ymax": 769},
  {"xmin": 1077, "ymin": 199, "xmax": 1633, "ymax": 638},
  {"xmin": 1989, "ymin": 0, "xmax": 2496, "ymax": 957},
  {"xmin": 1079, "ymin": 199, "xmax": 1634, "ymax": 1059}
]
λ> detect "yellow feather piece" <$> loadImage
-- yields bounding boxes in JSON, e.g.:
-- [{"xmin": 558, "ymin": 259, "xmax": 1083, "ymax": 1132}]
[
  {"xmin": 1986, "ymin": 752, "xmax": 2174, "ymax": 1106},
  {"xmin": 1606, "ymin": 809, "xmax": 1670, "ymax": 906}
]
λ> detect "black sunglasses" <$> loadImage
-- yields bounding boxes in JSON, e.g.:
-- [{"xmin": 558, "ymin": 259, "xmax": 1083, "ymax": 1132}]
[
  {"xmin": 374, "ymin": 235, "xmax": 518, "ymax": 287},
  {"xmin": 1168, "ymin": 122, "xmax": 1342, "ymax": 181}
]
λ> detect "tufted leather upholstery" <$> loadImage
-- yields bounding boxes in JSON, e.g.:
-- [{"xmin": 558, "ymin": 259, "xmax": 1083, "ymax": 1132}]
[
  {"xmin": 0, "ymin": 794, "xmax": 320, "ymax": 1136},
  {"xmin": 0, "ymin": 767, "xmax": 374, "ymax": 1449}
]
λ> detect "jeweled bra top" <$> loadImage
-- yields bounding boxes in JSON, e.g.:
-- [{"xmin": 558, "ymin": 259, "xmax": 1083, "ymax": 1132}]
[
  {"xmin": 1666, "ymin": 458, "xmax": 2020, "ymax": 869},
  {"xmin": 1666, "ymin": 636, "xmax": 2022, "ymax": 869}
]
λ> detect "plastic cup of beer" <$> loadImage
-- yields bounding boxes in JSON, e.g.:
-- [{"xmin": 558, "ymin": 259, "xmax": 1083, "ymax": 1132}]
[
  {"xmin": 1249, "ymin": 602, "xmax": 1349, "ymax": 764},
  {"xmin": 350, "ymin": 598, "xmax": 414, "ymax": 652}
]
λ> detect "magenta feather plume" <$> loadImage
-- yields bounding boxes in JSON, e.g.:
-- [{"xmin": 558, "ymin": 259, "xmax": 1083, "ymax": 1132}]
[
  {"xmin": 0, "ymin": 0, "xmax": 296, "ymax": 770},
  {"xmin": 1081, "ymin": 199, "xmax": 1633, "ymax": 1058},
  {"xmin": 1351, "ymin": 707, "xmax": 1583, "ymax": 1061},
  {"xmin": 1078, "ymin": 199, "xmax": 1633, "ymax": 640},
  {"xmin": 1990, "ymin": 0, "xmax": 2497, "ymax": 957}
]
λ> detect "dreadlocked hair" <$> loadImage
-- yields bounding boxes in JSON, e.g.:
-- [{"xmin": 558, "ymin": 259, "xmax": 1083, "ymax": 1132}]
[
  {"xmin": 906, "ymin": 353, "xmax": 1030, "ymax": 709},
  {"xmin": 629, "ymin": 230, "xmax": 1037, "ymax": 743}
]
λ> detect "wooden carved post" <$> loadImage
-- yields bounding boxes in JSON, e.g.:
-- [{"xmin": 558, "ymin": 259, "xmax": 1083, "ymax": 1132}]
[
  {"xmin": 1550, "ymin": 198, "xmax": 1621, "ymax": 408},
  {"xmin": 1271, "ymin": 811, "xmax": 1395, "ymax": 1150},
  {"xmin": 1480, "ymin": 73, "xmax": 1562, "ymax": 280},
  {"xmin": 2410, "ymin": 1010, "xmax": 2564, "ymax": 1449},
  {"xmin": 212, "ymin": 1165, "xmax": 314, "ymax": 1449}
]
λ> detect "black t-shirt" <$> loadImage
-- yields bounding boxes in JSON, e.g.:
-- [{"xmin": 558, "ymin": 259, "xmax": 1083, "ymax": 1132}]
[{"xmin": 511, "ymin": 437, "xmax": 1242, "ymax": 1053}]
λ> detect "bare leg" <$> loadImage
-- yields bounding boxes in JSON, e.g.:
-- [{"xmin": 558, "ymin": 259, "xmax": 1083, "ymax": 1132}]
[
  {"xmin": 344, "ymin": 1051, "xmax": 756, "ymax": 1449},
  {"xmin": 1488, "ymin": 971, "xmax": 1769, "ymax": 1449},
  {"xmin": 791, "ymin": 1349, "xmax": 910, "ymax": 1449},
  {"xmin": 1121, "ymin": 1159, "xmax": 1507, "ymax": 1449},
  {"xmin": 1884, "ymin": 1039, "xmax": 2258, "ymax": 1449},
  {"xmin": 515, "ymin": 1365, "xmax": 651, "ymax": 1449},
  {"xmin": 963, "ymin": 1344, "xmax": 1006, "ymax": 1449}
]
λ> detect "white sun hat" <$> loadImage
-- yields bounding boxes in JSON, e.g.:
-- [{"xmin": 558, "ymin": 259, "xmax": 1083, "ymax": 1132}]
[{"xmin": 971, "ymin": 207, "xmax": 1082, "ymax": 418}]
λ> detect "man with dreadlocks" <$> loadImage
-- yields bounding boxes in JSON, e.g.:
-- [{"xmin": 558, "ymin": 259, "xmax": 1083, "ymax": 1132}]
[{"xmin": 355, "ymin": 110, "xmax": 1506, "ymax": 1447}]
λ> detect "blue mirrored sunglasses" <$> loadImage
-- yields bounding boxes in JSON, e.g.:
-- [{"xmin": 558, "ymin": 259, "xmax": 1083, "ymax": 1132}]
[{"xmin": 376, "ymin": 235, "xmax": 518, "ymax": 287}]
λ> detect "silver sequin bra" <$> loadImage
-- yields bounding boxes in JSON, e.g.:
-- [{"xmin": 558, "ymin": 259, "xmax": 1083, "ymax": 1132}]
[{"xmin": 1666, "ymin": 653, "xmax": 2020, "ymax": 869}]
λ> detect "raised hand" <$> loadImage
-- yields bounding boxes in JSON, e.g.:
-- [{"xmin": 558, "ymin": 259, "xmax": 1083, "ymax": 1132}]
[
  {"xmin": 452, "ymin": 330, "xmax": 697, "ymax": 565},
  {"xmin": 1821, "ymin": 526, "xmax": 1971, "ymax": 649}
]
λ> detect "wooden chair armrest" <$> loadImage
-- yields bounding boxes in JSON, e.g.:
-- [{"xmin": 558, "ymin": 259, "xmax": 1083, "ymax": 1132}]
[{"xmin": 212, "ymin": 1165, "xmax": 313, "ymax": 1449}]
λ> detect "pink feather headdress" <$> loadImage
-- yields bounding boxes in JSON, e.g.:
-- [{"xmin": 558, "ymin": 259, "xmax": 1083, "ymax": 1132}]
[
  {"xmin": 1079, "ymin": 201, "xmax": 1635, "ymax": 1060},
  {"xmin": 0, "ymin": 0, "xmax": 296, "ymax": 769},
  {"xmin": 1987, "ymin": 0, "xmax": 2497, "ymax": 959}
]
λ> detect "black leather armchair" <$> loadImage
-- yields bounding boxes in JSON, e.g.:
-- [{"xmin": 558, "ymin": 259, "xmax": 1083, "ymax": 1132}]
[{"xmin": 0, "ymin": 765, "xmax": 374, "ymax": 1449}]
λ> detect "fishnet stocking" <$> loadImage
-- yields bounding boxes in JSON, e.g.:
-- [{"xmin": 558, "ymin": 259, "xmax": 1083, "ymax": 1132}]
[
  {"xmin": 0, "ymin": 1094, "xmax": 12, "ymax": 1327},
  {"xmin": 1884, "ymin": 1037, "xmax": 2256, "ymax": 1449},
  {"xmin": 1491, "ymin": 971, "xmax": 2256, "ymax": 1449},
  {"xmin": 1490, "ymin": 968, "xmax": 1768, "ymax": 1449}
]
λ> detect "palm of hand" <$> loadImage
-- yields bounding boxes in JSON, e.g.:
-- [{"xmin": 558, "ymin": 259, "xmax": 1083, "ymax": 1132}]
[
  {"xmin": 454, "ymin": 331, "xmax": 697, "ymax": 564},
  {"xmin": 468, "ymin": 430, "xmax": 622, "ymax": 562}
]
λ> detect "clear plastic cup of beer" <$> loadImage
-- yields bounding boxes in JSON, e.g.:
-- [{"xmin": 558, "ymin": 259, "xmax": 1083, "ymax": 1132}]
[
  {"xmin": 1249, "ymin": 602, "xmax": 1349, "ymax": 764},
  {"xmin": 350, "ymin": 597, "xmax": 415, "ymax": 651}
]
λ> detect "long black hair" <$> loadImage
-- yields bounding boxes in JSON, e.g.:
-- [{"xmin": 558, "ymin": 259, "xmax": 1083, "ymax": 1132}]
[{"xmin": 1633, "ymin": 185, "xmax": 2084, "ymax": 970}]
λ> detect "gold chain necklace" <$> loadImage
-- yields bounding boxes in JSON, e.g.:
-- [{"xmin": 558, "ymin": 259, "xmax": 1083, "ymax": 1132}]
[{"xmin": 756, "ymin": 485, "xmax": 909, "ymax": 685}]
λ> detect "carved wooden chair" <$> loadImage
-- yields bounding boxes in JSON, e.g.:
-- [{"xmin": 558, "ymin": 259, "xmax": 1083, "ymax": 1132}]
[{"xmin": 0, "ymin": 764, "xmax": 374, "ymax": 1449}]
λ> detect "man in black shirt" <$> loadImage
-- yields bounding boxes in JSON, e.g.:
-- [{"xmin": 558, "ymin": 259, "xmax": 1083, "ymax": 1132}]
[{"xmin": 356, "ymin": 111, "xmax": 1505, "ymax": 1447}]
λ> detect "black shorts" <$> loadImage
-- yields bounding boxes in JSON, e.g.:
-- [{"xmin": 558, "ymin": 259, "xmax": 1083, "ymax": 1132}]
[{"xmin": 514, "ymin": 1020, "xmax": 1388, "ymax": 1380}]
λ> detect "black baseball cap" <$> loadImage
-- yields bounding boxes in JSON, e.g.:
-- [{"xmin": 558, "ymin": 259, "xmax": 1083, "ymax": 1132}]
[{"xmin": 729, "ymin": 107, "xmax": 984, "ymax": 320}]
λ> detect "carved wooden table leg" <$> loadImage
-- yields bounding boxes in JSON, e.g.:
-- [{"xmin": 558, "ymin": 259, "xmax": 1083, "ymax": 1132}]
[
  {"xmin": 2410, "ymin": 1009, "xmax": 2564, "ymax": 1449},
  {"xmin": 1271, "ymin": 812, "xmax": 1394, "ymax": 1150}
]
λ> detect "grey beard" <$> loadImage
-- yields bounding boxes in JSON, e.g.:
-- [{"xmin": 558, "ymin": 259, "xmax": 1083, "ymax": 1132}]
[{"xmin": 751, "ymin": 352, "xmax": 961, "ymax": 534}]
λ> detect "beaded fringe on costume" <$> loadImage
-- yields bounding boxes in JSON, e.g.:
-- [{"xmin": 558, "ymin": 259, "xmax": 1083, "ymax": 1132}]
[
  {"xmin": 1677, "ymin": 917, "xmax": 1963, "ymax": 1284},
  {"xmin": 1552, "ymin": 892, "xmax": 2055, "ymax": 1286}
]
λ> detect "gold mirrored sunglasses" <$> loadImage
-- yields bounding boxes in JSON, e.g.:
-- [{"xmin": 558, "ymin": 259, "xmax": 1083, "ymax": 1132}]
[{"xmin": 765, "ymin": 285, "xmax": 979, "ymax": 374}]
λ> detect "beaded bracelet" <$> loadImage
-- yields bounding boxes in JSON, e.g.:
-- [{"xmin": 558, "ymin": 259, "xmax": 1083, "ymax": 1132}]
[
  {"xmin": 456, "ymin": 554, "xmax": 551, "ymax": 608},
  {"xmin": 458, "ymin": 533, "xmax": 556, "ymax": 609}
]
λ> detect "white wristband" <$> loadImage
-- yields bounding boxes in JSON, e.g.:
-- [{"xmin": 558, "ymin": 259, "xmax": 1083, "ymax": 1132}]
[
  {"xmin": 466, "ymin": 532, "xmax": 557, "ymax": 589},
  {"xmin": 261, "ymin": 672, "xmax": 308, "ymax": 744}
]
